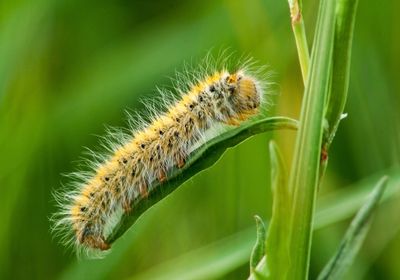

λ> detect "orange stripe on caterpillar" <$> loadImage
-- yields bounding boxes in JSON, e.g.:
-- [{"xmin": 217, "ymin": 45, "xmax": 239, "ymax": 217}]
[{"xmin": 52, "ymin": 66, "xmax": 267, "ymax": 256}]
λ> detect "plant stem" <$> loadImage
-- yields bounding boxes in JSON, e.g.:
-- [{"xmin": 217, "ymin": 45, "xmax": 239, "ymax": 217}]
[
  {"xmin": 319, "ymin": 0, "xmax": 359, "ymax": 183},
  {"xmin": 325, "ymin": 0, "xmax": 359, "ymax": 147},
  {"xmin": 287, "ymin": 0, "xmax": 336, "ymax": 278},
  {"xmin": 289, "ymin": 0, "xmax": 310, "ymax": 83}
]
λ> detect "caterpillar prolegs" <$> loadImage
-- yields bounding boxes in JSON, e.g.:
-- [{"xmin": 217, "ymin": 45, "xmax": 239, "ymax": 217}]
[{"xmin": 52, "ymin": 60, "xmax": 269, "ymax": 256}]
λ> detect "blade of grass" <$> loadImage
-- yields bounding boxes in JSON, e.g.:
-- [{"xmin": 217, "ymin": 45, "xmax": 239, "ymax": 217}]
[
  {"xmin": 317, "ymin": 176, "xmax": 388, "ymax": 280},
  {"xmin": 287, "ymin": 0, "xmax": 336, "ymax": 278},
  {"xmin": 319, "ymin": 0, "xmax": 359, "ymax": 180},
  {"xmin": 264, "ymin": 141, "xmax": 291, "ymax": 279},
  {"xmin": 288, "ymin": 0, "xmax": 310, "ymax": 82},
  {"xmin": 107, "ymin": 117, "xmax": 298, "ymax": 244},
  {"xmin": 249, "ymin": 256, "xmax": 268, "ymax": 280},
  {"xmin": 316, "ymin": 168, "xmax": 399, "ymax": 228},
  {"xmin": 325, "ymin": 0, "xmax": 359, "ymax": 147},
  {"xmin": 250, "ymin": 216, "xmax": 267, "ymax": 271}
]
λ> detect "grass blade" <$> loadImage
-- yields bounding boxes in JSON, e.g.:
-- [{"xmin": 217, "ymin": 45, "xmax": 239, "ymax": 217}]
[
  {"xmin": 107, "ymin": 117, "xmax": 298, "ymax": 244},
  {"xmin": 264, "ymin": 141, "xmax": 291, "ymax": 279},
  {"xmin": 325, "ymin": 0, "xmax": 359, "ymax": 146},
  {"xmin": 250, "ymin": 216, "xmax": 267, "ymax": 271},
  {"xmin": 288, "ymin": 0, "xmax": 310, "ymax": 83},
  {"xmin": 287, "ymin": 0, "xmax": 336, "ymax": 277},
  {"xmin": 249, "ymin": 256, "xmax": 268, "ymax": 280},
  {"xmin": 317, "ymin": 176, "xmax": 388, "ymax": 280}
]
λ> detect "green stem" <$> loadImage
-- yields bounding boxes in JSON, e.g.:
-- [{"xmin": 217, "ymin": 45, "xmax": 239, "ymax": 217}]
[
  {"xmin": 287, "ymin": 0, "xmax": 336, "ymax": 278},
  {"xmin": 289, "ymin": 0, "xmax": 310, "ymax": 83},
  {"xmin": 325, "ymin": 0, "xmax": 359, "ymax": 147},
  {"xmin": 319, "ymin": 0, "xmax": 359, "ymax": 186}
]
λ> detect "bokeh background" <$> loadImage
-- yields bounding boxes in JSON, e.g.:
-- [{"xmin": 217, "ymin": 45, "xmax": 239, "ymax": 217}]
[{"xmin": 1, "ymin": 0, "xmax": 399, "ymax": 279}]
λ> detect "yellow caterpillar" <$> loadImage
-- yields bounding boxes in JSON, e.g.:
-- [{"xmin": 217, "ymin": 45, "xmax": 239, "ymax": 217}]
[{"xmin": 52, "ymin": 60, "xmax": 268, "ymax": 257}]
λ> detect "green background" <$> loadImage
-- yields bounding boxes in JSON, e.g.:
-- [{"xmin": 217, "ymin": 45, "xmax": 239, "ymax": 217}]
[{"xmin": 1, "ymin": 0, "xmax": 399, "ymax": 279}]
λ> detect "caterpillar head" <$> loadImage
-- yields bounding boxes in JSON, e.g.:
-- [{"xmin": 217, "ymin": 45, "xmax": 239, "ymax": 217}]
[{"xmin": 225, "ymin": 71, "xmax": 261, "ymax": 122}]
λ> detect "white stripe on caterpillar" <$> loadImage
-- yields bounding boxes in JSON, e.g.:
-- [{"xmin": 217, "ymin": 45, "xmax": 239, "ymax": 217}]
[{"xmin": 52, "ymin": 59, "xmax": 269, "ymax": 257}]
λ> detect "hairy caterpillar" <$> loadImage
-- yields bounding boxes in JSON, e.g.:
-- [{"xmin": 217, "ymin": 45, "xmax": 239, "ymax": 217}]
[{"xmin": 52, "ymin": 58, "xmax": 269, "ymax": 256}]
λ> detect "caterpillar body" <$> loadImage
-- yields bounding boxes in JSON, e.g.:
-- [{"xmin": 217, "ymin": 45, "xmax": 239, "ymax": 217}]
[{"xmin": 53, "ymin": 60, "xmax": 268, "ymax": 256}]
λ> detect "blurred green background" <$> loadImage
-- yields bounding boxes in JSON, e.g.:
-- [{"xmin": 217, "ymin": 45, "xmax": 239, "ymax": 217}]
[{"xmin": 1, "ymin": 0, "xmax": 399, "ymax": 279}]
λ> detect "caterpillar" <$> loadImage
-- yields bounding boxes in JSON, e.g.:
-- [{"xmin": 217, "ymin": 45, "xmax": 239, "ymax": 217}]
[{"xmin": 52, "ymin": 57, "xmax": 269, "ymax": 257}]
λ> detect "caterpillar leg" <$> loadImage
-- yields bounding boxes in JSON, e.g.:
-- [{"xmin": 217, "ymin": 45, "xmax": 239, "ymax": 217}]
[
  {"xmin": 139, "ymin": 182, "xmax": 149, "ymax": 198},
  {"xmin": 78, "ymin": 227, "xmax": 110, "ymax": 251},
  {"xmin": 237, "ymin": 111, "xmax": 257, "ymax": 121},
  {"xmin": 223, "ymin": 108, "xmax": 259, "ymax": 126},
  {"xmin": 158, "ymin": 170, "xmax": 167, "ymax": 183},
  {"xmin": 176, "ymin": 156, "xmax": 186, "ymax": 169},
  {"xmin": 223, "ymin": 118, "xmax": 241, "ymax": 126},
  {"xmin": 122, "ymin": 199, "xmax": 132, "ymax": 214},
  {"xmin": 85, "ymin": 235, "xmax": 110, "ymax": 251}
]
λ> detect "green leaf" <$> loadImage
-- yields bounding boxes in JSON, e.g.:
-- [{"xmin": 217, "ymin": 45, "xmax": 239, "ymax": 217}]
[
  {"xmin": 325, "ymin": 0, "xmax": 359, "ymax": 146},
  {"xmin": 317, "ymin": 176, "xmax": 388, "ymax": 280},
  {"xmin": 250, "ymin": 262, "xmax": 269, "ymax": 280},
  {"xmin": 288, "ymin": 0, "xmax": 310, "ymax": 84},
  {"xmin": 250, "ymin": 216, "xmax": 267, "ymax": 270},
  {"xmin": 265, "ymin": 141, "xmax": 291, "ymax": 279},
  {"xmin": 107, "ymin": 117, "xmax": 298, "ymax": 244},
  {"xmin": 287, "ymin": 0, "xmax": 336, "ymax": 278}
]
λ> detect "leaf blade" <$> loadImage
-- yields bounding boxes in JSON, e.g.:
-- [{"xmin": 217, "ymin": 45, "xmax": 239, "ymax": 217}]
[
  {"xmin": 107, "ymin": 116, "xmax": 298, "ymax": 244},
  {"xmin": 317, "ymin": 176, "xmax": 389, "ymax": 280},
  {"xmin": 325, "ymin": 0, "xmax": 360, "ymax": 146},
  {"xmin": 264, "ymin": 141, "xmax": 291, "ymax": 279},
  {"xmin": 287, "ymin": 0, "xmax": 336, "ymax": 277},
  {"xmin": 250, "ymin": 215, "xmax": 267, "ymax": 270}
]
